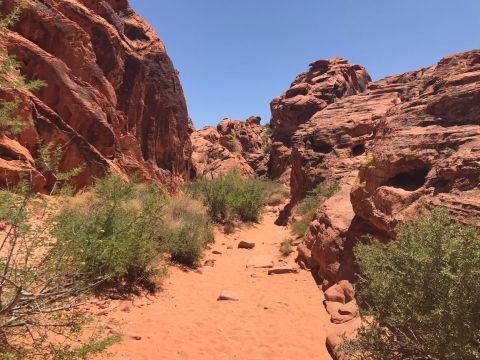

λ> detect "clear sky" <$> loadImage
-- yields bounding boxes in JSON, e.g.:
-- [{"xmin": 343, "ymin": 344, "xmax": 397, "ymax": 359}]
[{"xmin": 129, "ymin": 0, "xmax": 479, "ymax": 129}]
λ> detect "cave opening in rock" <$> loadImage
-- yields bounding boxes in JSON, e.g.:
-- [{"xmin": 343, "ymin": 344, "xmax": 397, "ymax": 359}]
[
  {"xmin": 351, "ymin": 143, "xmax": 365, "ymax": 157},
  {"xmin": 384, "ymin": 167, "xmax": 430, "ymax": 191}
]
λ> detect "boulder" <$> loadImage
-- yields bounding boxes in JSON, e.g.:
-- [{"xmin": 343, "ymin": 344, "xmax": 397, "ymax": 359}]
[
  {"xmin": 238, "ymin": 241, "xmax": 256, "ymax": 249},
  {"xmin": 267, "ymin": 264, "xmax": 300, "ymax": 275}
]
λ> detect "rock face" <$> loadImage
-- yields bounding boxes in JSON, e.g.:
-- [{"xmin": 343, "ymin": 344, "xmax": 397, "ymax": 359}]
[
  {"xmin": 296, "ymin": 49, "xmax": 480, "ymax": 287},
  {"xmin": 0, "ymin": 0, "xmax": 192, "ymax": 192},
  {"xmin": 269, "ymin": 58, "xmax": 371, "ymax": 185},
  {"xmin": 190, "ymin": 117, "xmax": 271, "ymax": 178}
]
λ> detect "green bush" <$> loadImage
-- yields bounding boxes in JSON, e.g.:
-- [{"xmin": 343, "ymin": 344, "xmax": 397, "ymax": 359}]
[
  {"xmin": 280, "ymin": 239, "xmax": 293, "ymax": 256},
  {"xmin": 53, "ymin": 175, "xmax": 166, "ymax": 283},
  {"xmin": 159, "ymin": 195, "xmax": 213, "ymax": 268},
  {"xmin": 186, "ymin": 170, "xmax": 281, "ymax": 223},
  {"xmin": 291, "ymin": 180, "xmax": 341, "ymax": 236},
  {"xmin": 343, "ymin": 209, "xmax": 480, "ymax": 360}
]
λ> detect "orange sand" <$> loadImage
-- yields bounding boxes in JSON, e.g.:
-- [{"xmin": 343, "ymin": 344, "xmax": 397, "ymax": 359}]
[{"xmin": 97, "ymin": 212, "xmax": 332, "ymax": 360}]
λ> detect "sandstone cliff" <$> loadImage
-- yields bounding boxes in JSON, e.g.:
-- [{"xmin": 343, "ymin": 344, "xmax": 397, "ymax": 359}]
[
  {"xmin": 0, "ymin": 0, "xmax": 192, "ymax": 192},
  {"xmin": 285, "ymin": 50, "xmax": 480, "ymax": 287}
]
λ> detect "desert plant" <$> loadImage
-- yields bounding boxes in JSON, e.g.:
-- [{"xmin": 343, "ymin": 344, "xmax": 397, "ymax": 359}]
[
  {"xmin": 227, "ymin": 137, "xmax": 241, "ymax": 153},
  {"xmin": 0, "ymin": 183, "xmax": 117, "ymax": 359},
  {"xmin": 53, "ymin": 175, "xmax": 166, "ymax": 284},
  {"xmin": 291, "ymin": 180, "xmax": 341, "ymax": 236},
  {"xmin": 280, "ymin": 239, "xmax": 293, "ymax": 257},
  {"xmin": 343, "ymin": 208, "xmax": 480, "ymax": 360},
  {"xmin": 159, "ymin": 195, "xmax": 213, "ymax": 268},
  {"xmin": 186, "ymin": 170, "xmax": 282, "ymax": 223},
  {"xmin": 0, "ymin": 1, "xmax": 45, "ymax": 136},
  {"xmin": 37, "ymin": 141, "xmax": 84, "ymax": 195}
]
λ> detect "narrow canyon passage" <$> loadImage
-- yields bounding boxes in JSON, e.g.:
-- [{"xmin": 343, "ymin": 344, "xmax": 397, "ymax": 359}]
[{"xmin": 98, "ymin": 212, "xmax": 332, "ymax": 360}]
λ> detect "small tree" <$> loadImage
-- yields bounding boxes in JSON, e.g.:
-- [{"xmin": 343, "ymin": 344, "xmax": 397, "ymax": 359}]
[{"xmin": 343, "ymin": 209, "xmax": 480, "ymax": 360}]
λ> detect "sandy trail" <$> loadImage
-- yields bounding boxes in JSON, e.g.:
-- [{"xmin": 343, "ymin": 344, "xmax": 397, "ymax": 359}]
[{"xmin": 97, "ymin": 212, "xmax": 332, "ymax": 360}]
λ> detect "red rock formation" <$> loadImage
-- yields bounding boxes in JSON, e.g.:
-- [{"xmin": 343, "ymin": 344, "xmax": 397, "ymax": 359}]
[
  {"xmin": 191, "ymin": 117, "xmax": 271, "ymax": 178},
  {"xmin": 269, "ymin": 58, "xmax": 371, "ymax": 183},
  {"xmin": 190, "ymin": 126, "xmax": 254, "ymax": 178},
  {"xmin": 297, "ymin": 49, "xmax": 480, "ymax": 287},
  {"xmin": 0, "ymin": 0, "xmax": 192, "ymax": 192}
]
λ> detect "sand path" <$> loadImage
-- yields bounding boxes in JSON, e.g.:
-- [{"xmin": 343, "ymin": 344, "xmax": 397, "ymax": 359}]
[{"xmin": 98, "ymin": 211, "xmax": 332, "ymax": 360}]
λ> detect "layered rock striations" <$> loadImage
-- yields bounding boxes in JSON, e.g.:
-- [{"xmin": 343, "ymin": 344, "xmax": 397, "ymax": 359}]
[{"xmin": 0, "ymin": 0, "xmax": 192, "ymax": 192}]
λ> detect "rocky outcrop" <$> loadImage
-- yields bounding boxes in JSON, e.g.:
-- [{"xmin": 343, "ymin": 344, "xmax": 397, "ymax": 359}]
[
  {"xmin": 191, "ymin": 117, "xmax": 271, "ymax": 178},
  {"xmin": 0, "ymin": 0, "xmax": 192, "ymax": 192},
  {"xmin": 351, "ymin": 50, "xmax": 480, "ymax": 237},
  {"xmin": 269, "ymin": 58, "xmax": 371, "ymax": 184},
  {"xmin": 297, "ymin": 49, "xmax": 480, "ymax": 288}
]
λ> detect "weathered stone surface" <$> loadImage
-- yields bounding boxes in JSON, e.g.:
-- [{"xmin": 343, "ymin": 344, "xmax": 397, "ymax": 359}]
[
  {"xmin": 0, "ymin": 0, "xmax": 192, "ymax": 192},
  {"xmin": 267, "ymin": 264, "xmax": 300, "ymax": 275},
  {"xmin": 190, "ymin": 126, "xmax": 254, "ymax": 178},
  {"xmin": 351, "ymin": 50, "xmax": 480, "ymax": 237},
  {"xmin": 298, "ymin": 50, "xmax": 480, "ymax": 285},
  {"xmin": 190, "ymin": 117, "xmax": 271, "ymax": 178},
  {"xmin": 324, "ymin": 284, "xmax": 346, "ymax": 304},
  {"xmin": 269, "ymin": 58, "xmax": 371, "ymax": 186}
]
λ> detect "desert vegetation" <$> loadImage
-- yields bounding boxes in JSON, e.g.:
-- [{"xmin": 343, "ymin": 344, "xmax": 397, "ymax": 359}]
[
  {"xmin": 186, "ymin": 169, "xmax": 287, "ymax": 223},
  {"xmin": 291, "ymin": 180, "xmax": 341, "ymax": 236},
  {"xmin": 343, "ymin": 209, "xmax": 480, "ymax": 360}
]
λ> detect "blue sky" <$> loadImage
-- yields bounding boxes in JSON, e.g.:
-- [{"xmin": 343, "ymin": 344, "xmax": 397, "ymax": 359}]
[{"xmin": 129, "ymin": 0, "xmax": 479, "ymax": 128}]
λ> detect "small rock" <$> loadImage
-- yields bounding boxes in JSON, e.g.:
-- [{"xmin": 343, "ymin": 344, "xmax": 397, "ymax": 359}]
[
  {"xmin": 227, "ymin": 245, "xmax": 233, "ymax": 249},
  {"xmin": 217, "ymin": 290, "xmax": 239, "ymax": 301},
  {"xmin": 238, "ymin": 241, "xmax": 255, "ymax": 249},
  {"xmin": 326, "ymin": 317, "xmax": 362, "ymax": 352},
  {"xmin": 338, "ymin": 280, "xmax": 355, "ymax": 302},
  {"xmin": 195, "ymin": 269, "xmax": 203, "ymax": 275},
  {"xmin": 268, "ymin": 264, "xmax": 300, "ymax": 275},
  {"xmin": 246, "ymin": 255, "xmax": 274, "ymax": 268},
  {"xmin": 324, "ymin": 284, "xmax": 346, "ymax": 304},
  {"xmin": 339, "ymin": 300, "xmax": 359, "ymax": 318},
  {"xmin": 204, "ymin": 259, "xmax": 216, "ymax": 267},
  {"xmin": 325, "ymin": 301, "xmax": 355, "ymax": 324},
  {"xmin": 121, "ymin": 306, "xmax": 131, "ymax": 313},
  {"xmin": 0, "ymin": 222, "xmax": 6, "ymax": 231},
  {"xmin": 212, "ymin": 250, "xmax": 222, "ymax": 255}
]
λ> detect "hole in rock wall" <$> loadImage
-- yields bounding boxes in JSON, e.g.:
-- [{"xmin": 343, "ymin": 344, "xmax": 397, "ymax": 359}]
[
  {"xmin": 383, "ymin": 167, "xmax": 430, "ymax": 191},
  {"xmin": 351, "ymin": 144, "xmax": 365, "ymax": 157}
]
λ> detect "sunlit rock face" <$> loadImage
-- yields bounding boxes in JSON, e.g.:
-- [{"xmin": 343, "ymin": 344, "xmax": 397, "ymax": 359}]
[{"xmin": 0, "ymin": 0, "xmax": 192, "ymax": 192}]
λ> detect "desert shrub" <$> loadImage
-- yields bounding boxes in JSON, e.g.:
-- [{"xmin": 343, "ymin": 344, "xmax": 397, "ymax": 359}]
[
  {"xmin": 227, "ymin": 137, "xmax": 241, "ymax": 153},
  {"xmin": 159, "ymin": 195, "xmax": 213, "ymax": 268},
  {"xmin": 53, "ymin": 175, "xmax": 166, "ymax": 283},
  {"xmin": 280, "ymin": 239, "xmax": 293, "ymax": 256},
  {"xmin": 186, "ymin": 170, "xmax": 282, "ymax": 223},
  {"xmin": 343, "ymin": 209, "xmax": 480, "ymax": 360},
  {"xmin": 291, "ymin": 180, "xmax": 341, "ymax": 236},
  {"xmin": 0, "ymin": 184, "xmax": 117, "ymax": 359}
]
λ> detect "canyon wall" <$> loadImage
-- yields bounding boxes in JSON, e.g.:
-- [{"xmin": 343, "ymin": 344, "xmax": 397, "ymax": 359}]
[
  {"xmin": 0, "ymin": 0, "xmax": 192, "ymax": 192},
  {"xmin": 273, "ymin": 50, "xmax": 480, "ymax": 287}
]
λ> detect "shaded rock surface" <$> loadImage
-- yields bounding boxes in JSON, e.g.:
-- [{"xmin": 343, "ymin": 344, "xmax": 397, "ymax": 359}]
[{"xmin": 0, "ymin": 0, "xmax": 192, "ymax": 192}]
